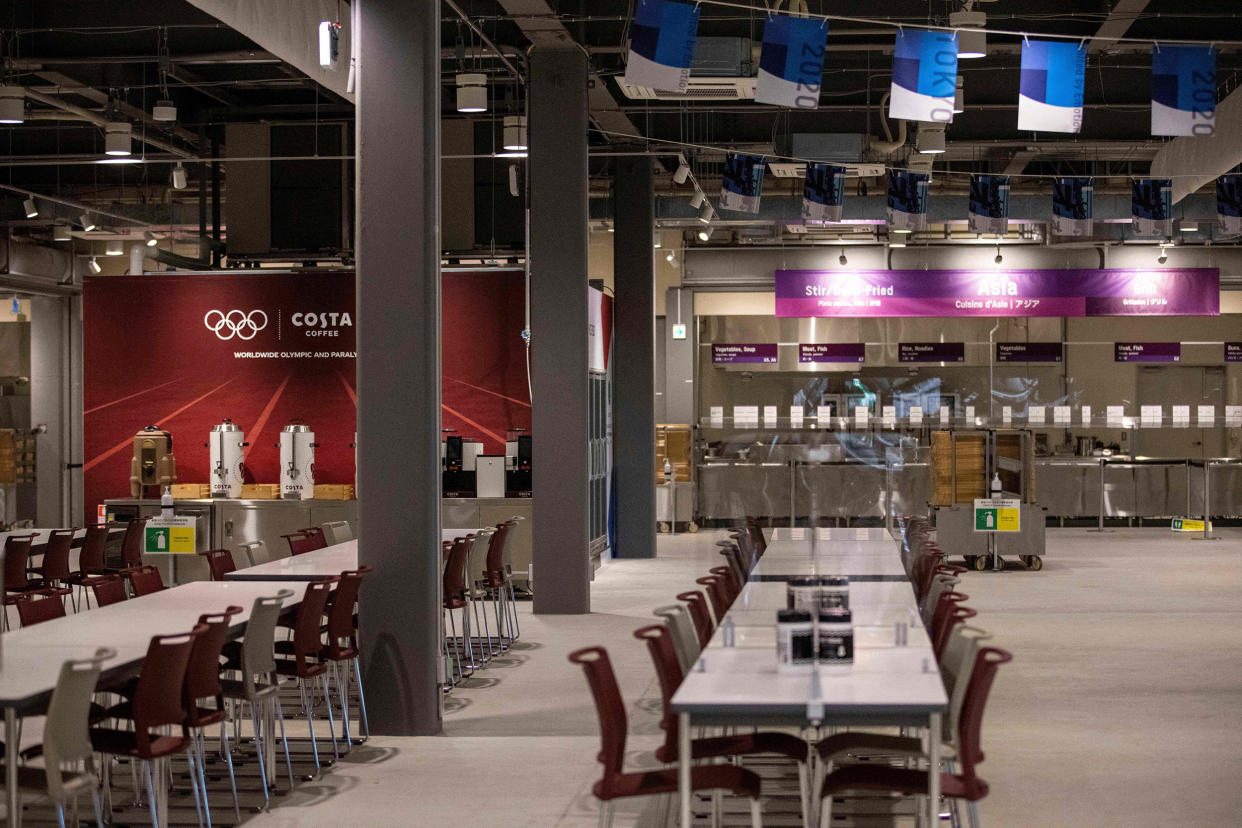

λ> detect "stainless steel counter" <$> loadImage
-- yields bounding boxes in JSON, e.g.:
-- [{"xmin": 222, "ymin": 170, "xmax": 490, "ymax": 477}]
[{"xmin": 1034, "ymin": 458, "xmax": 1242, "ymax": 519}]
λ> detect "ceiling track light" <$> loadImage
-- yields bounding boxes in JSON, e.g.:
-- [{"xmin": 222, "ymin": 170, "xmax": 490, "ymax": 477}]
[
  {"xmin": 697, "ymin": 201, "xmax": 714, "ymax": 224},
  {"xmin": 105, "ymin": 239, "xmax": 124, "ymax": 256},
  {"xmin": 152, "ymin": 99, "xmax": 177, "ymax": 122},
  {"xmin": 0, "ymin": 86, "xmax": 24, "ymax": 124},
  {"xmin": 88, "ymin": 256, "xmax": 102, "ymax": 274},
  {"xmin": 689, "ymin": 189, "xmax": 705, "ymax": 210},
  {"xmin": 143, "ymin": 230, "xmax": 159, "ymax": 247},
  {"xmin": 953, "ymin": 76, "xmax": 965, "ymax": 114},
  {"xmin": 673, "ymin": 153, "xmax": 691, "ymax": 184},
  {"xmin": 79, "ymin": 213, "xmax": 96, "ymax": 232},
  {"xmin": 52, "ymin": 223, "xmax": 71, "ymax": 242},
  {"xmin": 993, "ymin": 244, "xmax": 1003, "ymax": 265},
  {"xmin": 22, "ymin": 198, "xmax": 37, "ymax": 219},
  {"xmin": 697, "ymin": 228, "xmax": 711, "ymax": 242},
  {"xmin": 950, "ymin": 9, "xmax": 987, "ymax": 59},
  {"xmin": 502, "ymin": 115, "xmax": 527, "ymax": 151},
  {"xmin": 917, "ymin": 125, "xmax": 946, "ymax": 154},
  {"xmin": 455, "ymin": 73, "xmax": 488, "ymax": 113},
  {"xmin": 171, "ymin": 161, "xmax": 188, "ymax": 190},
  {"xmin": 104, "ymin": 121, "xmax": 132, "ymax": 156}
]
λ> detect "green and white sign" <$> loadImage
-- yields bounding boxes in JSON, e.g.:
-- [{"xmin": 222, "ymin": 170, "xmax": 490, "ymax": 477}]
[
  {"xmin": 1171, "ymin": 518, "xmax": 1211, "ymax": 533},
  {"xmin": 973, "ymin": 497, "xmax": 1020, "ymax": 533},
  {"xmin": 145, "ymin": 516, "xmax": 198, "ymax": 554}
]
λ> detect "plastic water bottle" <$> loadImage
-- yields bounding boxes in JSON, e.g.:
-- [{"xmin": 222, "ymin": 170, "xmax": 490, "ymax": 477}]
[
  {"xmin": 160, "ymin": 485, "xmax": 174, "ymax": 519},
  {"xmin": 991, "ymin": 473, "xmax": 1002, "ymax": 497},
  {"xmin": 721, "ymin": 615, "xmax": 735, "ymax": 647}
]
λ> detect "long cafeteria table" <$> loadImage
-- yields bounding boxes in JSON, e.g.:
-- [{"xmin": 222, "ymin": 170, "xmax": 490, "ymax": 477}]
[
  {"xmin": 0, "ymin": 579, "xmax": 311, "ymax": 828},
  {"xmin": 225, "ymin": 529, "xmax": 481, "ymax": 582},
  {"xmin": 673, "ymin": 529, "xmax": 947, "ymax": 827},
  {"xmin": 751, "ymin": 527, "xmax": 909, "ymax": 582}
]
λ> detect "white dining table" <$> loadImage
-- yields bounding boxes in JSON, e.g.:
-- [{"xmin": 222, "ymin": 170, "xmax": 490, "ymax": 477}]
[
  {"xmin": 673, "ymin": 528, "xmax": 946, "ymax": 827},
  {"xmin": 225, "ymin": 529, "xmax": 483, "ymax": 582},
  {"xmin": 0, "ymin": 579, "xmax": 310, "ymax": 828}
]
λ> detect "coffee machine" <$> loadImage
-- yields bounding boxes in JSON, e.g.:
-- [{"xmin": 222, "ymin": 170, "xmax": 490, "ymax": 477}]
[
  {"xmin": 505, "ymin": 434, "xmax": 532, "ymax": 496},
  {"xmin": 279, "ymin": 424, "xmax": 317, "ymax": 500},
  {"xmin": 442, "ymin": 433, "xmax": 483, "ymax": 497},
  {"xmin": 207, "ymin": 420, "xmax": 247, "ymax": 498},
  {"xmin": 129, "ymin": 425, "xmax": 177, "ymax": 498}
]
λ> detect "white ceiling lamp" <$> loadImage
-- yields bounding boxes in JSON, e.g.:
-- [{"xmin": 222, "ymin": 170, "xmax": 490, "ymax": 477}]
[
  {"xmin": 698, "ymin": 201, "xmax": 714, "ymax": 224},
  {"xmin": 950, "ymin": 8, "xmax": 987, "ymax": 59},
  {"xmin": 105, "ymin": 239, "xmax": 124, "ymax": 256},
  {"xmin": 53, "ymin": 223, "xmax": 71, "ymax": 242},
  {"xmin": 0, "ymin": 86, "xmax": 24, "ymax": 124},
  {"xmin": 104, "ymin": 121, "xmax": 133, "ymax": 156},
  {"xmin": 143, "ymin": 230, "xmax": 159, "ymax": 247},
  {"xmin": 318, "ymin": 20, "xmax": 340, "ymax": 68},
  {"xmin": 455, "ymin": 73, "xmax": 488, "ymax": 113},
  {"xmin": 689, "ymin": 189, "xmax": 705, "ymax": 209},
  {"xmin": 171, "ymin": 161, "xmax": 188, "ymax": 190},
  {"xmin": 502, "ymin": 115, "xmax": 527, "ymax": 151},
  {"xmin": 88, "ymin": 256, "xmax": 102, "ymax": 274},
  {"xmin": 653, "ymin": 236, "xmax": 662, "ymax": 249},
  {"xmin": 953, "ymin": 76, "xmax": 965, "ymax": 114},
  {"xmin": 152, "ymin": 99, "xmax": 177, "ymax": 122},
  {"xmin": 697, "ymin": 228, "xmax": 711, "ymax": 242},
  {"xmin": 22, "ymin": 198, "xmax": 37, "ymax": 219},
  {"xmin": 889, "ymin": 240, "xmax": 907, "ymax": 248},
  {"xmin": 993, "ymin": 244, "xmax": 1003, "ymax": 265},
  {"xmin": 79, "ymin": 213, "xmax": 96, "ymax": 232},
  {"xmin": 917, "ymin": 124, "xmax": 946, "ymax": 154},
  {"xmin": 672, "ymin": 153, "xmax": 691, "ymax": 184},
  {"xmin": 891, "ymin": 227, "xmax": 913, "ymax": 235}
]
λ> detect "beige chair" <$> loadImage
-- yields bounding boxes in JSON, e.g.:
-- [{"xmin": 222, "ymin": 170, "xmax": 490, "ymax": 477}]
[
  {"xmin": 321, "ymin": 521, "xmax": 354, "ymax": 545},
  {"xmin": 238, "ymin": 539, "xmax": 275, "ymax": 567}
]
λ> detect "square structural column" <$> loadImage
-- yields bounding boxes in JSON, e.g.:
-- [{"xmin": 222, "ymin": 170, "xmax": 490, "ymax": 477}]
[
  {"xmin": 612, "ymin": 155, "xmax": 656, "ymax": 558},
  {"xmin": 529, "ymin": 45, "xmax": 592, "ymax": 614},
  {"xmin": 355, "ymin": 0, "xmax": 442, "ymax": 735}
]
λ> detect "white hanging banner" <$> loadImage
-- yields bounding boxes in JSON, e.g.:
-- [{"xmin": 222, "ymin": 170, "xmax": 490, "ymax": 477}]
[
  {"xmin": 1217, "ymin": 174, "xmax": 1242, "ymax": 237},
  {"xmin": 719, "ymin": 153, "xmax": 766, "ymax": 214},
  {"xmin": 1052, "ymin": 177, "xmax": 1093, "ymax": 237},
  {"xmin": 968, "ymin": 174, "xmax": 1010, "ymax": 234},
  {"xmin": 756, "ymin": 14, "xmax": 827, "ymax": 109},
  {"xmin": 887, "ymin": 170, "xmax": 929, "ymax": 232},
  {"xmin": 623, "ymin": 0, "xmax": 701, "ymax": 93},
  {"xmin": 802, "ymin": 162, "xmax": 846, "ymax": 222},
  {"xmin": 1132, "ymin": 178, "xmax": 1174, "ymax": 236},
  {"xmin": 1018, "ymin": 39, "xmax": 1086, "ymax": 133},
  {"xmin": 889, "ymin": 29, "xmax": 958, "ymax": 123},
  {"xmin": 1151, "ymin": 45, "xmax": 1216, "ymax": 137}
]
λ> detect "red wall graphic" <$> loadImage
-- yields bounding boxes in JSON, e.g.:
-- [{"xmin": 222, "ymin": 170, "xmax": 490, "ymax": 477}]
[
  {"xmin": 441, "ymin": 270, "xmax": 531, "ymax": 453},
  {"xmin": 83, "ymin": 272, "xmax": 357, "ymax": 519}
]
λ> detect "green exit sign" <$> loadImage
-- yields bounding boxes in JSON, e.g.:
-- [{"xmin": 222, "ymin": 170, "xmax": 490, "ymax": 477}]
[{"xmin": 672, "ymin": 323, "xmax": 687, "ymax": 340}]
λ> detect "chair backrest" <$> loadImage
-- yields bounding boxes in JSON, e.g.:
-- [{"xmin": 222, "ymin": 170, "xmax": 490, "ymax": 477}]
[
  {"xmin": 567, "ymin": 646, "xmax": 627, "ymax": 796},
  {"xmin": 121, "ymin": 518, "xmax": 148, "ymax": 567},
  {"xmin": 132, "ymin": 627, "xmax": 204, "ymax": 758},
  {"xmin": 940, "ymin": 624, "xmax": 992, "ymax": 742},
  {"xmin": 126, "ymin": 565, "xmax": 166, "ymax": 597},
  {"xmin": 16, "ymin": 592, "xmax": 67, "ymax": 626},
  {"xmin": 42, "ymin": 529, "xmax": 77, "ymax": 581},
  {"xmin": 240, "ymin": 540, "xmax": 273, "ymax": 566},
  {"xmin": 954, "ymin": 646, "xmax": 1013, "ymax": 800},
  {"xmin": 499, "ymin": 518, "xmax": 520, "ymax": 567},
  {"xmin": 198, "ymin": 548, "xmax": 237, "ymax": 581},
  {"xmin": 717, "ymin": 543, "xmax": 748, "ymax": 586},
  {"xmin": 291, "ymin": 578, "xmax": 337, "ymax": 675},
  {"xmin": 676, "ymin": 590, "xmax": 714, "ymax": 648},
  {"xmin": 695, "ymin": 575, "xmax": 730, "ymax": 624},
  {"xmin": 326, "ymin": 567, "xmax": 370, "ymax": 657},
  {"xmin": 283, "ymin": 531, "xmax": 321, "ymax": 556},
  {"xmin": 485, "ymin": 522, "xmax": 511, "ymax": 576},
  {"xmin": 921, "ymin": 574, "xmax": 960, "ymax": 626},
  {"xmin": 91, "ymin": 575, "xmax": 128, "ymax": 607},
  {"xmin": 184, "ymin": 606, "xmax": 243, "ymax": 725},
  {"xmin": 3, "ymin": 534, "xmax": 36, "ymax": 588},
  {"xmin": 239, "ymin": 590, "xmax": 294, "ymax": 692},
  {"xmin": 441, "ymin": 536, "xmax": 472, "ymax": 602},
  {"xmin": 297, "ymin": 526, "xmax": 329, "ymax": 550},
  {"xmin": 934, "ymin": 605, "xmax": 978, "ymax": 660},
  {"xmin": 42, "ymin": 647, "xmax": 115, "ymax": 801},
  {"xmin": 708, "ymin": 565, "xmax": 741, "ymax": 604},
  {"xmin": 651, "ymin": 604, "xmax": 698, "ymax": 673},
  {"xmin": 78, "ymin": 526, "xmax": 110, "ymax": 575},
  {"xmin": 633, "ymin": 625, "xmax": 690, "ymax": 762},
  {"xmin": 321, "ymin": 520, "xmax": 354, "ymax": 544},
  {"xmin": 464, "ymin": 529, "xmax": 495, "ymax": 595}
]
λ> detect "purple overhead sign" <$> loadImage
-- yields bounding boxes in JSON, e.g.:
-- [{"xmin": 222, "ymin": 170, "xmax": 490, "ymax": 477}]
[
  {"xmin": 712, "ymin": 343, "xmax": 778, "ymax": 364},
  {"xmin": 774, "ymin": 268, "xmax": 1219, "ymax": 318},
  {"xmin": 799, "ymin": 343, "xmax": 866, "ymax": 363},
  {"xmin": 1115, "ymin": 342, "xmax": 1181, "ymax": 363}
]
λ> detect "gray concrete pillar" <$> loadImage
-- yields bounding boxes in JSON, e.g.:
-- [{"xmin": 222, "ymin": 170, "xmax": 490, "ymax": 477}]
[
  {"xmin": 355, "ymin": 0, "xmax": 442, "ymax": 735},
  {"xmin": 664, "ymin": 287, "xmax": 696, "ymax": 424},
  {"xmin": 612, "ymin": 156, "xmax": 656, "ymax": 558},
  {"xmin": 529, "ymin": 46, "xmax": 591, "ymax": 613}
]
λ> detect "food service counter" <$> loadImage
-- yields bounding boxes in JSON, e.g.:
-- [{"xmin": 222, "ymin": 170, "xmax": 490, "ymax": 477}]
[{"xmin": 1035, "ymin": 457, "xmax": 1242, "ymax": 519}]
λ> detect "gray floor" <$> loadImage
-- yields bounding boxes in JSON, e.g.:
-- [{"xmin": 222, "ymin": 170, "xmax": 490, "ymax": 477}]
[{"xmin": 247, "ymin": 527, "xmax": 1242, "ymax": 827}]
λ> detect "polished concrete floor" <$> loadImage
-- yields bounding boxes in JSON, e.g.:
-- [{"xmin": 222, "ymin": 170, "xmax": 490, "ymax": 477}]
[{"xmin": 247, "ymin": 527, "xmax": 1242, "ymax": 827}]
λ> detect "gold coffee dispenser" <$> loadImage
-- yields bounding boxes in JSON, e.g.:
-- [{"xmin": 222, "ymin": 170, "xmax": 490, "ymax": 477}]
[{"xmin": 129, "ymin": 425, "xmax": 178, "ymax": 497}]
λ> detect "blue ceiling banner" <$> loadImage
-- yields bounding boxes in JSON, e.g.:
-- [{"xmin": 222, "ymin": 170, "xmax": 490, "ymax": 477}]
[
  {"xmin": 1052, "ymin": 177, "xmax": 1094, "ymax": 237},
  {"xmin": 1018, "ymin": 40, "xmax": 1087, "ymax": 133},
  {"xmin": 1218, "ymin": 174, "xmax": 1242, "ymax": 237},
  {"xmin": 756, "ymin": 15, "xmax": 827, "ymax": 109},
  {"xmin": 623, "ymin": 0, "xmax": 701, "ymax": 93},
  {"xmin": 887, "ymin": 170, "xmax": 929, "ymax": 232},
  {"xmin": 719, "ymin": 153, "xmax": 766, "ymax": 214},
  {"xmin": 889, "ymin": 29, "xmax": 958, "ymax": 123},
  {"xmin": 1132, "ymin": 178, "xmax": 1173, "ymax": 236},
  {"xmin": 1151, "ymin": 45, "xmax": 1216, "ymax": 137},
  {"xmin": 968, "ymin": 174, "xmax": 1010, "ymax": 234},
  {"xmin": 802, "ymin": 162, "xmax": 846, "ymax": 222}
]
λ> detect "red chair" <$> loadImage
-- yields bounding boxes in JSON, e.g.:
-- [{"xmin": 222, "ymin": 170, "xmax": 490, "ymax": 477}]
[
  {"xmin": 441, "ymin": 537, "xmax": 476, "ymax": 683},
  {"xmin": 90, "ymin": 627, "xmax": 208, "ymax": 827},
  {"xmin": 66, "ymin": 526, "xmax": 112, "ymax": 609},
  {"xmin": 124, "ymin": 565, "xmax": 166, "ymax": 597},
  {"xmin": 113, "ymin": 518, "xmax": 150, "ymax": 577},
  {"xmin": 14, "ymin": 591, "xmax": 68, "ymax": 627},
  {"xmin": 568, "ymin": 645, "xmax": 764, "ymax": 828},
  {"xmin": 28, "ymin": 528, "xmax": 78, "ymax": 609},
  {"xmin": 197, "ymin": 548, "xmax": 237, "ymax": 581},
  {"xmin": 183, "ymin": 606, "xmax": 244, "ymax": 823},
  {"xmin": 817, "ymin": 647, "xmax": 1013, "ymax": 824},
  {"xmin": 482, "ymin": 522, "xmax": 517, "ymax": 648},
  {"xmin": 90, "ymin": 576, "xmax": 128, "ymax": 608},
  {"xmin": 296, "ymin": 526, "xmax": 329, "ymax": 551},
  {"xmin": 676, "ymin": 590, "xmax": 714, "ymax": 649},
  {"xmin": 4, "ymin": 535, "xmax": 70, "ymax": 629},
  {"xmin": 274, "ymin": 578, "xmax": 339, "ymax": 773},
  {"xmin": 282, "ymin": 531, "xmax": 322, "ymax": 556},
  {"xmin": 695, "ymin": 575, "xmax": 731, "ymax": 624},
  {"xmin": 634, "ymin": 625, "xmax": 810, "ymax": 815},
  {"xmin": 708, "ymin": 565, "xmax": 742, "ymax": 603},
  {"xmin": 324, "ymin": 567, "xmax": 372, "ymax": 745}
]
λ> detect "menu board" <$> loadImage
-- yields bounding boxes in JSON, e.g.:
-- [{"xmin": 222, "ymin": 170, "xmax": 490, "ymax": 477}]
[
  {"xmin": 799, "ymin": 343, "xmax": 866, "ymax": 363},
  {"xmin": 713, "ymin": 343, "xmax": 778, "ymax": 364},
  {"xmin": 899, "ymin": 342, "xmax": 965, "ymax": 363},
  {"xmin": 996, "ymin": 342, "xmax": 1063, "ymax": 363},
  {"xmin": 1225, "ymin": 343, "xmax": 1242, "ymax": 362},
  {"xmin": 1115, "ymin": 342, "xmax": 1181, "ymax": 362}
]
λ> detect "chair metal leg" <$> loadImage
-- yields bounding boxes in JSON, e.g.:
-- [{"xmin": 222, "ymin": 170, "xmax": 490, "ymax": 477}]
[
  {"xmin": 352, "ymin": 657, "xmax": 370, "ymax": 740},
  {"xmin": 476, "ymin": 592, "xmax": 494, "ymax": 660},
  {"xmin": 321, "ymin": 674, "xmax": 340, "ymax": 760},
  {"xmin": 445, "ymin": 609, "xmax": 463, "ymax": 683},
  {"xmin": 798, "ymin": 761, "xmax": 810, "ymax": 828},
  {"xmin": 749, "ymin": 797, "xmax": 763, "ymax": 828},
  {"xmin": 335, "ymin": 662, "xmax": 353, "ymax": 746},
  {"xmin": 55, "ymin": 802, "xmax": 66, "ymax": 828},
  {"xmin": 298, "ymin": 679, "xmax": 322, "ymax": 773},
  {"xmin": 221, "ymin": 723, "xmax": 242, "ymax": 821},
  {"xmin": 91, "ymin": 789, "xmax": 105, "ymax": 828},
  {"xmin": 251, "ymin": 702, "xmax": 270, "ymax": 808},
  {"xmin": 194, "ymin": 732, "xmax": 212, "ymax": 828},
  {"xmin": 460, "ymin": 603, "xmax": 478, "ymax": 670},
  {"xmin": 143, "ymin": 761, "xmax": 160, "ymax": 828},
  {"xmin": 596, "ymin": 800, "xmax": 614, "ymax": 828},
  {"xmin": 507, "ymin": 576, "xmax": 521, "ymax": 639},
  {"xmin": 274, "ymin": 694, "xmax": 295, "ymax": 787}
]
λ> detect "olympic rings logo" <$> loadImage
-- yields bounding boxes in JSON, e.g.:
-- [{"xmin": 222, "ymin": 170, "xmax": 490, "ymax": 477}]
[{"xmin": 204, "ymin": 309, "xmax": 268, "ymax": 341}]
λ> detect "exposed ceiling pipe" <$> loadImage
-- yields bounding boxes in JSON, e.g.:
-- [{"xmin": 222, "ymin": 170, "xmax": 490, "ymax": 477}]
[
  {"xmin": 869, "ymin": 94, "xmax": 907, "ymax": 154},
  {"xmin": 444, "ymin": 0, "xmax": 525, "ymax": 83},
  {"xmin": 24, "ymin": 89, "xmax": 197, "ymax": 159},
  {"xmin": 0, "ymin": 183, "xmax": 153, "ymax": 228}
]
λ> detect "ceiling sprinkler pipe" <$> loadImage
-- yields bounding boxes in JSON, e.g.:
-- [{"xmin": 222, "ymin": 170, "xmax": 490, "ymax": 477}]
[{"xmin": 869, "ymin": 93, "xmax": 907, "ymax": 155}]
